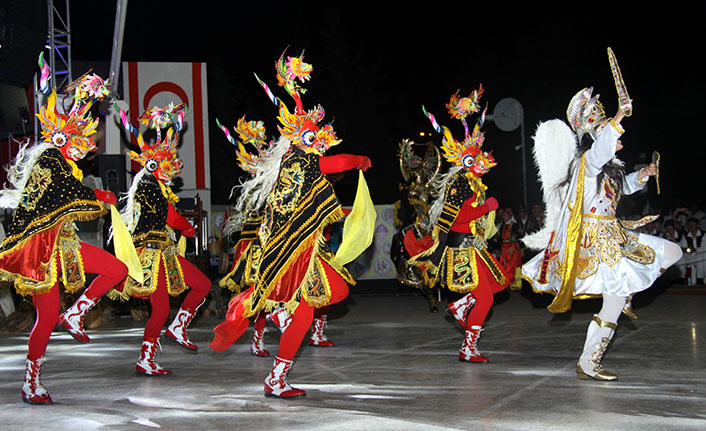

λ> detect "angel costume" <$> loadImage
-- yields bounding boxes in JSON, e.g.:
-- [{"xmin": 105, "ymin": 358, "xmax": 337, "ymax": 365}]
[
  {"xmin": 522, "ymin": 77, "xmax": 681, "ymax": 380},
  {"xmin": 521, "ymin": 121, "xmax": 664, "ymax": 301}
]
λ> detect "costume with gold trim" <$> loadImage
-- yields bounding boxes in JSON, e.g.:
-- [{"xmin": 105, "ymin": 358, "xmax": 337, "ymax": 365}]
[
  {"xmin": 110, "ymin": 103, "xmax": 191, "ymax": 301},
  {"xmin": 0, "ymin": 147, "xmax": 105, "ymax": 295},
  {"xmin": 114, "ymin": 174, "xmax": 187, "ymax": 299},
  {"xmin": 521, "ymin": 122, "xmax": 664, "ymax": 312},
  {"xmin": 415, "ymin": 170, "xmax": 507, "ymax": 292},
  {"xmin": 216, "ymin": 117, "xmax": 273, "ymax": 295},
  {"xmin": 210, "ymin": 50, "xmax": 373, "ymax": 379},
  {"xmin": 219, "ymin": 211, "xmax": 264, "ymax": 294},
  {"xmin": 391, "ymin": 139, "xmax": 440, "ymax": 289},
  {"xmin": 243, "ymin": 145, "xmax": 352, "ymax": 315},
  {"xmin": 408, "ymin": 87, "xmax": 508, "ymax": 293}
]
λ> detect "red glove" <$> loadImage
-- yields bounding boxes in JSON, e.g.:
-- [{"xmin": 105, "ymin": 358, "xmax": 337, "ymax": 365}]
[
  {"xmin": 181, "ymin": 226, "xmax": 196, "ymax": 238},
  {"xmin": 167, "ymin": 204, "xmax": 195, "ymax": 237},
  {"xmin": 94, "ymin": 189, "xmax": 117, "ymax": 205},
  {"xmin": 356, "ymin": 156, "xmax": 372, "ymax": 171},
  {"xmin": 486, "ymin": 197, "xmax": 499, "ymax": 211},
  {"xmin": 320, "ymin": 154, "xmax": 371, "ymax": 174}
]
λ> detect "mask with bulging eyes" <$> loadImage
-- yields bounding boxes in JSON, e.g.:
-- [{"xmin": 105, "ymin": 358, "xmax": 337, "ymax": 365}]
[
  {"xmin": 144, "ymin": 155, "xmax": 183, "ymax": 182},
  {"xmin": 460, "ymin": 145, "xmax": 496, "ymax": 177}
]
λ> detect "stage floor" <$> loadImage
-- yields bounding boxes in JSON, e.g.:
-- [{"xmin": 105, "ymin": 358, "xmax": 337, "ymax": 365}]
[{"xmin": 1, "ymin": 287, "xmax": 705, "ymax": 431}]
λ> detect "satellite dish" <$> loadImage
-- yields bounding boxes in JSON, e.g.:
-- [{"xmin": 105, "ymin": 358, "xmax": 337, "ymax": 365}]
[{"xmin": 492, "ymin": 98, "xmax": 523, "ymax": 132}]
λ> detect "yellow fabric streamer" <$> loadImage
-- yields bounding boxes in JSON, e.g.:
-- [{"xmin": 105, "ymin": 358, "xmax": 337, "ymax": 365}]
[
  {"xmin": 334, "ymin": 170, "xmax": 376, "ymax": 266},
  {"xmin": 110, "ymin": 205, "xmax": 143, "ymax": 284},
  {"xmin": 548, "ymin": 154, "xmax": 586, "ymax": 313},
  {"xmin": 483, "ymin": 210, "xmax": 497, "ymax": 240},
  {"xmin": 177, "ymin": 235, "xmax": 187, "ymax": 257}
]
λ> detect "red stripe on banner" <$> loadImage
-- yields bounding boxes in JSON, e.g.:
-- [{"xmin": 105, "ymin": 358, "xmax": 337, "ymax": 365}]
[
  {"xmin": 128, "ymin": 62, "xmax": 141, "ymax": 174},
  {"xmin": 143, "ymin": 82, "xmax": 190, "ymax": 111},
  {"xmin": 191, "ymin": 62, "xmax": 205, "ymax": 189}
]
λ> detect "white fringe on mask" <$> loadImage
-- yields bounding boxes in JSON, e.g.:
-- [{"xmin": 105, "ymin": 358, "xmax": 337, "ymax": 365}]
[
  {"xmin": 428, "ymin": 166, "xmax": 462, "ymax": 227},
  {"xmin": 107, "ymin": 168, "xmax": 150, "ymax": 243},
  {"xmin": 0, "ymin": 140, "xmax": 53, "ymax": 209},
  {"xmin": 234, "ymin": 135, "xmax": 291, "ymax": 215}
]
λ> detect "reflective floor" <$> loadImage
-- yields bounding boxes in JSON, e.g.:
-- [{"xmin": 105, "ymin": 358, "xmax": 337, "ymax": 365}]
[{"xmin": 1, "ymin": 283, "xmax": 705, "ymax": 431}]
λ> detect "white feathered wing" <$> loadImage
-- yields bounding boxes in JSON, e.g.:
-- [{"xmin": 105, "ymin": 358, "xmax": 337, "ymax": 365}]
[{"xmin": 521, "ymin": 119, "xmax": 578, "ymax": 250}]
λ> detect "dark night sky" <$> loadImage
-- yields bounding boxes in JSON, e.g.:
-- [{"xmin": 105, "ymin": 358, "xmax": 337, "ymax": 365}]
[{"xmin": 70, "ymin": 2, "xmax": 705, "ymax": 212}]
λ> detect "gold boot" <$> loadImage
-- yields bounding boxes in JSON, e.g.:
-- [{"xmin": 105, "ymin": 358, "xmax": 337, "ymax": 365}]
[{"xmin": 622, "ymin": 295, "xmax": 637, "ymax": 320}]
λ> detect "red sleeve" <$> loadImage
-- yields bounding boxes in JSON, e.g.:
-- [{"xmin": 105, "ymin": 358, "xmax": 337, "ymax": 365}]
[
  {"xmin": 319, "ymin": 154, "xmax": 368, "ymax": 174},
  {"xmin": 167, "ymin": 204, "xmax": 192, "ymax": 231},
  {"xmin": 450, "ymin": 197, "xmax": 490, "ymax": 233},
  {"xmin": 93, "ymin": 188, "xmax": 117, "ymax": 205}
]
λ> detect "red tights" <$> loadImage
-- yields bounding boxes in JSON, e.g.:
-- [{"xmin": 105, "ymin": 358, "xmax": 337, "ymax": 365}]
[
  {"xmin": 253, "ymin": 312, "xmax": 267, "ymax": 332},
  {"xmin": 143, "ymin": 255, "xmax": 211, "ymax": 340},
  {"xmin": 315, "ymin": 305, "xmax": 330, "ymax": 318},
  {"xmin": 276, "ymin": 259, "xmax": 349, "ymax": 360},
  {"xmin": 464, "ymin": 271, "xmax": 507, "ymax": 328},
  {"xmin": 249, "ymin": 303, "xmax": 328, "ymax": 338},
  {"xmin": 28, "ymin": 242, "xmax": 128, "ymax": 360}
]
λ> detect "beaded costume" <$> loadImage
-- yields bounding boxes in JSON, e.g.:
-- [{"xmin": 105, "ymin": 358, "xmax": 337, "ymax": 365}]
[
  {"xmin": 112, "ymin": 103, "xmax": 212, "ymax": 375},
  {"xmin": 211, "ymin": 49, "xmax": 373, "ymax": 399},
  {"xmin": 521, "ymin": 48, "xmax": 681, "ymax": 381},
  {"xmin": 407, "ymin": 86, "xmax": 508, "ymax": 363},
  {"xmin": 0, "ymin": 57, "xmax": 128, "ymax": 404}
]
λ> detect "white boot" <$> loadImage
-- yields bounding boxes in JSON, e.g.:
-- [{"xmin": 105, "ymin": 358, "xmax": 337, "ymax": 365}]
[
  {"xmin": 308, "ymin": 314, "xmax": 334, "ymax": 347},
  {"xmin": 264, "ymin": 356, "xmax": 306, "ymax": 399},
  {"xmin": 577, "ymin": 315, "xmax": 618, "ymax": 381},
  {"xmin": 58, "ymin": 293, "xmax": 99, "ymax": 343},
  {"xmin": 165, "ymin": 299, "xmax": 204, "ymax": 351},
  {"xmin": 267, "ymin": 307, "xmax": 292, "ymax": 333},
  {"xmin": 21, "ymin": 356, "xmax": 52, "ymax": 405},
  {"xmin": 445, "ymin": 293, "xmax": 476, "ymax": 329},
  {"xmin": 136, "ymin": 337, "xmax": 172, "ymax": 376},
  {"xmin": 250, "ymin": 325, "xmax": 270, "ymax": 357}
]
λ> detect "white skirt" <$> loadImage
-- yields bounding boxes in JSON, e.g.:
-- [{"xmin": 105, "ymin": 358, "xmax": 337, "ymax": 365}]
[{"xmin": 522, "ymin": 233, "xmax": 665, "ymax": 298}]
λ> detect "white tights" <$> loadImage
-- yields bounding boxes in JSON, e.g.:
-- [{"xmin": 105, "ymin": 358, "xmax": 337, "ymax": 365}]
[
  {"xmin": 596, "ymin": 294, "xmax": 625, "ymax": 324},
  {"xmin": 594, "ymin": 239, "xmax": 681, "ymax": 325},
  {"xmin": 661, "ymin": 239, "xmax": 682, "ymax": 270}
]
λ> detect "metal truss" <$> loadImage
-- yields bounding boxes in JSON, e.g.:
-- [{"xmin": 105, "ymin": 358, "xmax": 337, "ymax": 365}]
[{"xmin": 45, "ymin": 0, "xmax": 72, "ymax": 91}]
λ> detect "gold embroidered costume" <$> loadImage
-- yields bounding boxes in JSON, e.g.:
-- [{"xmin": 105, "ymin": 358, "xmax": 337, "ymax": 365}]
[
  {"xmin": 0, "ymin": 148, "xmax": 105, "ymax": 295},
  {"xmin": 242, "ymin": 146, "xmax": 352, "ymax": 315},
  {"xmin": 113, "ymin": 175, "xmax": 186, "ymax": 298}
]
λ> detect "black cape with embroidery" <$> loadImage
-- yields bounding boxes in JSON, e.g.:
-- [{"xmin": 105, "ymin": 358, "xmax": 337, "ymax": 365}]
[
  {"xmin": 243, "ymin": 146, "xmax": 345, "ymax": 315},
  {"xmin": 0, "ymin": 147, "xmax": 104, "ymax": 292}
]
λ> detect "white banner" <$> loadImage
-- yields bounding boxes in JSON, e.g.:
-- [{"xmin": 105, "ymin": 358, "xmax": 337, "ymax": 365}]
[{"xmin": 349, "ymin": 204, "xmax": 397, "ymax": 279}]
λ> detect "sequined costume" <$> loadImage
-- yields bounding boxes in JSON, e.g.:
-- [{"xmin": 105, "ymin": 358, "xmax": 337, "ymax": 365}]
[
  {"xmin": 0, "ymin": 147, "xmax": 108, "ymax": 294},
  {"xmin": 211, "ymin": 49, "xmax": 373, "ymax": 399},
  {"xmin": 390, "ymin": 139, "xmax": 441, "ymax": 312},
  {"xmin": 112, "ymin": 103, "xmax": 211, "ymax": 375},
  {"xmin": 522, "ymin": 124, "xmax": 664, "ymax": 302},
  {"xmin": 407, "ymin": 86, "xmax": 508, "ymax": 363},
  {"xmin": 219, "ymin": 211, "xmax": 263, "ymax": 295},
  {"xmin": 520, "ymin": 48, "xmax": 681, "ymax": 381},
  {"xmin": 0, "ymin": 61, "xmax": 128, "ymax": 404}
]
